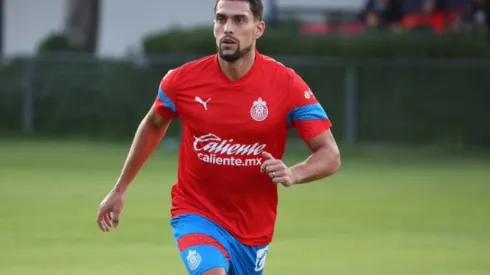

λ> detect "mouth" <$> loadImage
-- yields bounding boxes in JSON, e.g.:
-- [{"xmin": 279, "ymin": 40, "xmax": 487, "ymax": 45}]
[{"xmin": 221, "ymin": 37, "xmax": 237, "ymax": 47}]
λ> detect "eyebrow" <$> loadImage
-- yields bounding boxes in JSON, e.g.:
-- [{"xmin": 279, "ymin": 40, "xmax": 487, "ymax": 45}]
[{"xmin": 215, "ymin": 12, "xmax": 248, "ymax": 18}]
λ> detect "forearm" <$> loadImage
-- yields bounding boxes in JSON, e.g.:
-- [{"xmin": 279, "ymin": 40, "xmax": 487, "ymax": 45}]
[
  {"xmin": 113, "ymin": 115, "xmax": 168, "ymax": 194},
  {"xmin": 290, "ymin": 146, "xmax": 340, "ymax": 185}
]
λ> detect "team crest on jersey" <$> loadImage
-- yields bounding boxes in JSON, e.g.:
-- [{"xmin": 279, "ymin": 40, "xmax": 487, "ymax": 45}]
[
  {"xmin": 250, "ymin": 98, "xmax": 268, "ymax": 122},
  {"xmin": 187, "ymin": 250, "xmax": 201, "ymax": 271}
]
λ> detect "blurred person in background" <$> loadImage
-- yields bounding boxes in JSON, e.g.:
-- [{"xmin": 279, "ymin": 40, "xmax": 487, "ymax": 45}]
[
  {"xmin": 401, "ymin": 0, "xmax": 447, "ymax": 34},
  {"xmin": 469, "ymin": 0, "xmax": 487, "ymax": 25},
  {"xmin": 360, "ymin": 0, "xmax": 404, "ymax": 31},
  {"xmin": 465, "ymin": 0, "xmax": 489, "ymax": 35}
]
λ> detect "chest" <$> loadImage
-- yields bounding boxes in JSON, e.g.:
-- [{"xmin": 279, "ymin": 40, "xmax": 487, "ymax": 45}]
[{"xmin": 175, "ymin": 82, "xmax": 290, "ymax": 137}]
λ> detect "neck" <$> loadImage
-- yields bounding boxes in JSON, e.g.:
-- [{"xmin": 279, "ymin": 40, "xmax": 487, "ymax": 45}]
[{"xmin": 218, "ymin": 49, "xmax": 256, "ymax": 81}]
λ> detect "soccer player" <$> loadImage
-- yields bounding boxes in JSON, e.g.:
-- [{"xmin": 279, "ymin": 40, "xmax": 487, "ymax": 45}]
[{"xmin": 96, "ymin": 0, "xmax": 341, "ymax": 274}]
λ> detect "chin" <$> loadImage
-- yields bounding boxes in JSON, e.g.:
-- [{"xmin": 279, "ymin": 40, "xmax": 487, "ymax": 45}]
[
  {"xmin": 221, "ymin": 49, "xmax": 235, "ymax": 55},
  {"xmin": 221, "ymin": 55, "xmax": 241, "ymax": 63}
]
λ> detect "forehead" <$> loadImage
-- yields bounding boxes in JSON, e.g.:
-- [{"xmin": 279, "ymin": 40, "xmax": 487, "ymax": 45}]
[{"xmin": 215, "ymin": 0, "xmax": 252, "ymax": 17}]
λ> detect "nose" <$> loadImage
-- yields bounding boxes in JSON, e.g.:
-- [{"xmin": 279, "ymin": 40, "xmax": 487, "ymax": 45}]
[{"xmin": 223, "ymin": 21, "xmax": 234, "ymax": 35}]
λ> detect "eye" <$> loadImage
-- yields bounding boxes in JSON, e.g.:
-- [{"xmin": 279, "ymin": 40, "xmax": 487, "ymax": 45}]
[
  {"xmin": 235, "ymin": 17, "xmax": 246, "ymax": 24},
  {"xmin": 215, "ymin": 16, "xmax": 226, "ymax": 24}
]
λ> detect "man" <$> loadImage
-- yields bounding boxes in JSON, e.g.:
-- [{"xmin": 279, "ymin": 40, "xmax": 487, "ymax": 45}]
[{"xmin": 96, "ymin": 0, "xmax": 341, "ymax": 274}]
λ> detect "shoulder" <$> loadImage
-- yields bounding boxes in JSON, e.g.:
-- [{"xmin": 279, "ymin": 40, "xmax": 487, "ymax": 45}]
[
  {"xmin": 259, "ymin": 53, "xmax": 300, "ymax": 84},
  {"xmin": 259, "ymin": 54, "xmax": 314, "ymax": 109},
  {"xmin": 259, "ymin": 53, "xmax": 308, "ymax": 96},
  {"xmin": 158, "ymin": 55, "xmax": 216, "ymax": 102},
  {"xmin": 180, "ymin": 54, "xmax": 216, "ymax": 72},
  {"xmin": 159, "ymin": 54, "xmax": 216, "ymax": 90},
  {"xmin": 171, "ymin": 54, "xmax": 216, "ymax": 81}
]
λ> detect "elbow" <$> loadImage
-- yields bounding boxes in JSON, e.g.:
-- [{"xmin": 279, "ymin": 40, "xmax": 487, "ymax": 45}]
[
  {"xmin": 322, "ymin": 144, "xmax": 340, "ymax": 177},
  {"xmin": 329, "ymin": 150, "xmax": 341, "ymax": 175}
]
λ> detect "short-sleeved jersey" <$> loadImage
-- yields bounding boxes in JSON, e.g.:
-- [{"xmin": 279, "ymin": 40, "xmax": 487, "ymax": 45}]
[{"xmin": 155, "ymin": 50, "xmax": 332, "ymax": 246}]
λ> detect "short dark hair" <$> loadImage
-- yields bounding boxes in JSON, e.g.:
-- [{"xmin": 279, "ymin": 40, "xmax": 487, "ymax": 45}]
[{"xmin": 214, "ymin": 0, "xmax": 264, "ymax": 21}]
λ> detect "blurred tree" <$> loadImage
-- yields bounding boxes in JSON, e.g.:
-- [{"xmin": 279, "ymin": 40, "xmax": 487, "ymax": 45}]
[{"xmin": 64, "ymin": 0, "xmax": 100, "ymax": 53}]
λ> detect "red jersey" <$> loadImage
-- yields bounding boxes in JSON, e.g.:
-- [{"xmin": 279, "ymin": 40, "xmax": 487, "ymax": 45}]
[{"xmin": 154, "ymin": 50, "xmax": 332, "ymax": 246}]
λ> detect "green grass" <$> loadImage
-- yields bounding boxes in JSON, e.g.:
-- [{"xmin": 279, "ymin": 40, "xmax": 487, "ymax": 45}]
[{"xmin": 0, "ymin": 139, "xmax": 489, "ymax": 274}]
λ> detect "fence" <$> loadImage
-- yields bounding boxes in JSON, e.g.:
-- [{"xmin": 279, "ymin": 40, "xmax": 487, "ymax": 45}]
[{"xmin": 1, "ymin": 53, "xmax": 489, "ymax": 146}]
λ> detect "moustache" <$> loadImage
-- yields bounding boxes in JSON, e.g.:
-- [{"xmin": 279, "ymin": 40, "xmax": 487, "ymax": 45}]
[{"xmin": 220, "ymin": 36, "xmax": 238, "ymax": 44}]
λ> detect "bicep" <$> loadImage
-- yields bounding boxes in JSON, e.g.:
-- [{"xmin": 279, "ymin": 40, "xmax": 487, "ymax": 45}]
[
  {"xmin": 305, "ymin": 129, "xmax": 339, "ymax": 154},
  {"xmin": 148, "ymin": 103, "xmax": 172, "ymax": 130}
]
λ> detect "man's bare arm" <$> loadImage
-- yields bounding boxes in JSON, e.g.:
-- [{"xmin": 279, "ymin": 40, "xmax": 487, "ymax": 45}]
[
  {"xmin": 112, "ymin": 104, "xmax": 171, "ymax": 194},
  {"xmin": 289, "ymin": 129, "xmax": 341, "ymax": 185}
]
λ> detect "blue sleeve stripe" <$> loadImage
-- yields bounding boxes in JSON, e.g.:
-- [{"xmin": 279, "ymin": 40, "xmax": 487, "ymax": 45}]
[
  {"xmin": 287, "ymin": 103, "xmax": 328, "ymax": 125},
  {"xmin": 158, "ymin": 87, "xmax": 176, "ymax": 112}
]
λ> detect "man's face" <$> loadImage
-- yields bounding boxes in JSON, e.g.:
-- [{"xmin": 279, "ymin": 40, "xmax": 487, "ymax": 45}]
[{"xmin": 213, "ymin": 0, "xmax": 265, "ymax": 63}]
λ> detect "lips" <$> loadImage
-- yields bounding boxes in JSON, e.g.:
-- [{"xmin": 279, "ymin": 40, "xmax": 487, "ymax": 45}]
[{"xmin": 221, "ymin": 37, "xmax": 237, "ymax": 45}]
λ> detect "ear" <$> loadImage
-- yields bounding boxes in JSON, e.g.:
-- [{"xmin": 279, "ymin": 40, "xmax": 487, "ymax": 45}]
[{"xmin": 254, "ymin": 21, "xmax": 265, "ymax": 39}]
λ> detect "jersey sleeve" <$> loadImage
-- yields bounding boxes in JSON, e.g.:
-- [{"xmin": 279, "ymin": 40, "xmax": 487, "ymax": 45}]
[
  {"xmin": 287, "ymin": 70, "xmax": 332, "ymax": 141},
  {"xmin": 154, "ymin": 69, "xmax": 178, "ymax": 119}
]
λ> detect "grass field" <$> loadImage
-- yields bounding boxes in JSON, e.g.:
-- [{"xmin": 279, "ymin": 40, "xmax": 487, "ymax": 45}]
[{"xmin": 0, "ymin": 139, "xmax": 489, "ymax": 275}]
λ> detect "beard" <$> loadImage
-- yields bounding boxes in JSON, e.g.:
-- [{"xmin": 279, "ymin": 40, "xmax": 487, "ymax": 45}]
[{"xmin": 218, "ymin": 42, "xmax": 253, "ymax": 63}]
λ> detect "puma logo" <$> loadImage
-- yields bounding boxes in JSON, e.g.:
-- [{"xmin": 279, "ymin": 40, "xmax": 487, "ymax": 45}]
[{"xmin": 195, "ymin": 96, "xmax": 211, "ymax": 110}]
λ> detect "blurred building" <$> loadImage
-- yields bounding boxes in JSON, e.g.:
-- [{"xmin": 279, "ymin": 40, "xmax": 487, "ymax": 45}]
[{"xmin": 1, "ymin": 0, "xmax": 363, "ymax": 58}]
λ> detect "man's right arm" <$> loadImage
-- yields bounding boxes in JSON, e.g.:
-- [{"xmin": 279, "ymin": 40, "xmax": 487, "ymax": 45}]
[
  {"xmin": 96, "ymin": 70, "xmax": 179, "ymax": 232},
  {"xmin": 111, "ymin": 105, "xmax": 171, "ymax": 195},
  {"xmin": 112, "ymin": 69, "xmax": 179, "ymax": 195}
]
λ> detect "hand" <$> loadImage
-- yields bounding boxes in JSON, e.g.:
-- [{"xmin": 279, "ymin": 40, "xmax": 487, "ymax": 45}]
[
  {"xmin": 260, "ymin": 151, "xmax": 296, "ymax": 187},
  {"xmin": 96, "ymin": 189, "xmax": 124, "ymax": 232}
]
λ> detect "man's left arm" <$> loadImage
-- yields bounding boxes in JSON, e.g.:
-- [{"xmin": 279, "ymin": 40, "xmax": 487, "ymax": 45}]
[
  {"xmin": 288, "ymin": 129, "xmax": 340, "ymax": 185},
  {"xmin": 261, "ymin": 70, "xmax": 340, "ymax": 186},
  {"xmin": 261, "ymin": 128, "xmax": 340, "ymax": 187}
]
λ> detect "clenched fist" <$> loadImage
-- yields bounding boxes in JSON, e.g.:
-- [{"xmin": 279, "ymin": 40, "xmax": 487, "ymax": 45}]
[{"xmin": 260, "ymin": 151, "xmax": 296, "ymax": 187}]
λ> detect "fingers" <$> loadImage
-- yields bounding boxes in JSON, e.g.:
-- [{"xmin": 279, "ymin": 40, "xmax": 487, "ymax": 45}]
[
  {"xmin": 262, "ymin": 151, "xmax": 274, "ymax": 160},
  {"xmin": 97, "ymin": 211, "xmax": 110, "ymax": 232},
  {"xmin": 260, "ymin": 153, "xmax": 289, "ymax": 182},
  {"xmin": 96, "ymin": 217, "xmax": 105, "ymax": 232},
  {"xmin": 97, "ymin": 210, "xmax": 118, "ymax": 232},
  {"xmin": 272, "ymin": 176, "xmax": 294, "ymax": 187},
  {"xmin": 96, "ymin": 192, "xmax": 124, "ymax": 233},
  {"xmin": 97, "ymin": 206, "xmax": 121, "ymax": 232},
  {"xmin": 266, "ymin": 164, "xmax": 285, "ymax": 173},
  {"xmin": 261, "ymin": 152, "xmax": 284, "ymax": 173},
  {"xmin": 272, "ymin": 176, "xmax": 287, "ymax": 184},
  {"xmin": 261, "ymin": 161, "xmax": 283, "ymax": 173},
  {"xmin": 112, "ymin": 209, "xmax": 121, "ymax": 228},
  {"xmin": 268, "ymin": 169, "xmax": 294, "ymax": 187},
  {"xmin": 259, "ymin": 152, "xmax": 295, "ymax": 187},
  {"xmin": 263, "ymin": 162, "xmax": 293, "ymax": 187},
  {"xmin": 261, "ymin": 157, "xmax": 285, "ymax": 174},
  {"xmin": 269, "ymin": 171, "xmax": 291, "ymax": 186},
  {"xmin": 268, "ymin": 169, "xmax": 285, "ymax": 178},
  {"xmin": 104, "ymin": 212, "xmax": 112, "ymax": 228}
]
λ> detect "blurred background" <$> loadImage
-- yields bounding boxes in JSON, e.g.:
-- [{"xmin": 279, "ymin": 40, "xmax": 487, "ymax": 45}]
[
  {"xmin": 0, "ymin": 0, "xmax": 489, "ymax": 274},
  {"xmin": 1, "ymin": 0, "xmax": 490, "ymax": 145}
]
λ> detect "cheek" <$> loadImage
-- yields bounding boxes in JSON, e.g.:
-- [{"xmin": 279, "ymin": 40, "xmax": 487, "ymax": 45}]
[
  {"xmin": 213, "ymin": 26, "xmax": 222, "ymax": 37},
  {"xmin": 239, "ymin": 30, "xmax": 255, "ymax": 44},
  {"xmin": 247, "ymin": 33, "xmax": 256, "ymax": 44},
  {"xmin": 248, "ymin": 27, "xmax": 258, "ymax": 40}
]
